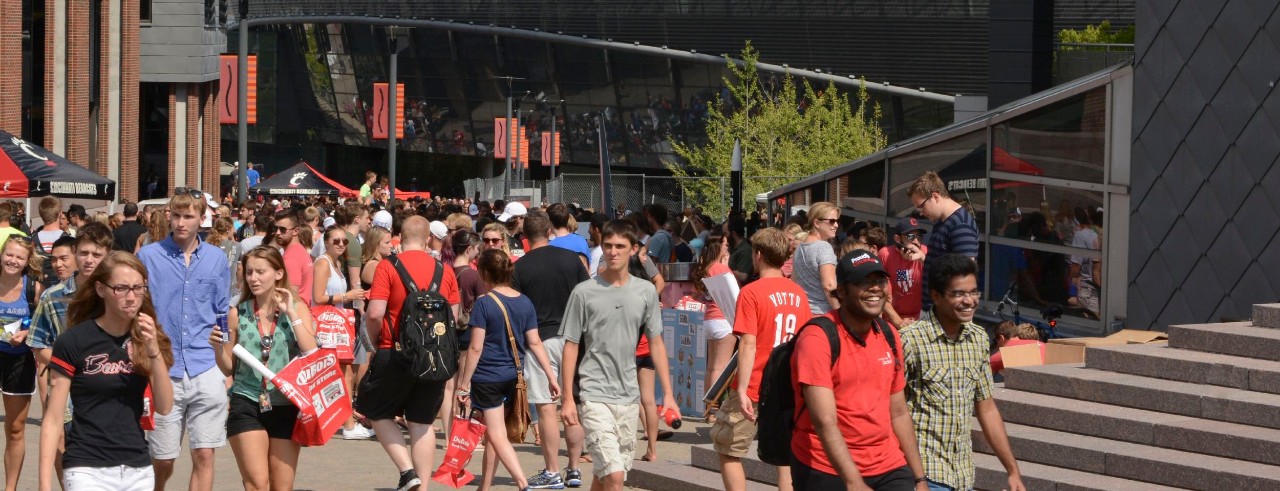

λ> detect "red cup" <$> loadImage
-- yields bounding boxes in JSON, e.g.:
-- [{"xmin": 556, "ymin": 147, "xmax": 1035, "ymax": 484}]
[{"xmin": 656, "ymin": 405, "xmax": 682, "ymax": 429}]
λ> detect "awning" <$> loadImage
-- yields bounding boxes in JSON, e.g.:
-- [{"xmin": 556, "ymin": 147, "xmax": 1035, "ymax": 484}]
[{"xmin": 0, "ymin": 129, "xmax": 117, "ymax": 200}]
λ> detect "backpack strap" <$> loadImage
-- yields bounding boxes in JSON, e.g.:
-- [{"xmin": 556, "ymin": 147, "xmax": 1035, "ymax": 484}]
[
  {"xmin": 872, "ymin": 317, "xmax": 899, "ymax": 369},
  {"xmin": 805, "ymin": 316, "xmax": 842, "ymax": 367},
  {"xmin": 427, "ymin": 256, "xmax": 443, "ymax": 292},
  {"xmin": 387, "ymin": 255, "xmax": 420, "ymax": 294},
  {"xmin": 486, "ymin": 292, "xmax": 524, "ymax": 373},
  {"xmin": 23, "ymin": 276, "xmax": 35, "ymax": 316}
]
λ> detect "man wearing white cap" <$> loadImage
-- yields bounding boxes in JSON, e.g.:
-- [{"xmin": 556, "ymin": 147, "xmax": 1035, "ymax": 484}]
[
  {"xmin": 498, "ymin": 202, "xmax": 529, "ymax": 259},
  {"xmin": 427, "ymin": 221, "xmax": 448, "ymax": 260}
]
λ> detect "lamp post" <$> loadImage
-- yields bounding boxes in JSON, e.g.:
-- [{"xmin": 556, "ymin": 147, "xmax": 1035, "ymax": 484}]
[
  {"xmin": 536, "ymin": 92, "xmax": 565, "ymax": 180},
  {"xmin": 598, "ymin": 113, "xmax": 612, "ymax": 213},
  {"xmin": 386, "ymin": 26, "xmax": 410, "ymax": 205}
]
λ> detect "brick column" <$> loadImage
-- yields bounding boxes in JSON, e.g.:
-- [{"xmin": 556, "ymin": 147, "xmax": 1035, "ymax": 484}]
[
  {"xmin": 94, "ymin": 0, "xmax": 110, "ymax": 178},
  {"xmin": 167, "ymin": 86, "xmax": 176, "ymax": 192},
  {"xmin": 65, "ymin": 0, "xmax": 91, "ymax": 165},
  {"xmin": 119, "ymin": 0, "xmax": 139, "ymax": 202},
  {"xmin": 43, "ymin": 0, "xmax": 56, "ymax": 149},
  {"xmin": 204, "ymin": 81, "xmax": 220, "ymax": 199},
  {"xmin": 186, "ymin": 83, "xmax": 199, "ymax": 189},
  {"xmin": 0, "ymin": 0, "xmax": 22, "ymax": 134}
]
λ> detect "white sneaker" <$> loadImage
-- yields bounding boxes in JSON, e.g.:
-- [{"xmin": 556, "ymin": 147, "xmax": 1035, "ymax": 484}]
[{"xmin": 342, "ymin": 425, "xmax": 376, "ymax": 440}]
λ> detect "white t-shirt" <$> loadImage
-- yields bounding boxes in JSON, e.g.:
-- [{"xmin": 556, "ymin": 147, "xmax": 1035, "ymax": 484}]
[
  {"xmin": 588, "ymin": 246, "xmax": 604, "ymax": 278},
  {"xmin": 1070, "ymin": 227, "xmax": 1100, "ymax": 282}
]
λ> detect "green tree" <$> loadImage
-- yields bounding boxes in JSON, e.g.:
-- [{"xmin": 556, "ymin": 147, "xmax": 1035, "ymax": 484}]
[
  {"xmin": 667, "ymin": 42, "xmax": 886, "ymax": 219},
  {"xmin": 1058, "ymin": 20, "xmax": 1135, "ymax": 47}
]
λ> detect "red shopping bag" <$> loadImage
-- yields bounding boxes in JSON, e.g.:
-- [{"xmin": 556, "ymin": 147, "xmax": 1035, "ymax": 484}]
[
  {"xmin": 140, "ymin": 384, "xmax": 155, "ymax": 430},
  {"xmin": 310, "ymin": 305, "xmax": 356, "ymax": 363},
  {"xmin": 431, "ymin": 415, "xmax": 487, "ymax": 488},
  {"xmin": 232, "ymin": 345, "xmax": 353, "ymax": 446}
]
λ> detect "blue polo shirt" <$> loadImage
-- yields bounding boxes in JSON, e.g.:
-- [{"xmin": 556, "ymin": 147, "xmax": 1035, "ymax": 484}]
[{"xmin": 138, "ymin": 235, "xmax": 230, "ymax": 379}]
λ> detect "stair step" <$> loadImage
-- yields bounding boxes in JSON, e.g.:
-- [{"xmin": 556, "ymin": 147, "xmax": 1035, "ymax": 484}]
[
  {"xmin": 1167, "ymin": 322, "xmax": 1280, "ymax": 361},
  {"xmin": 1002, "ymin": 364, "xmax": 1280, "ymax": 430},
  {"xmin": 1251, "ymin": 303, "xmax": 1280, "ymax": 329},
  {"xmin": 973, "ymin": 422, "xmax": 1280, "ymax": 490},
  {"xmin": 992, "ymin": 387, "xmax": 1280, "ymax": 466},
  {"xmin": 973, "ymin": 453, "xmax": 1185, "ymax": 491},
  {"xmin": 690, "ymin": 443, "xmax": 781, "ymax": 485},
  {"xmin": 1086, "ymin": 343, "xmax": 1280, "ymax": 395},
  {"xmin": 628, "ymin": 455, "xmax": 775, "ymax": 491}
]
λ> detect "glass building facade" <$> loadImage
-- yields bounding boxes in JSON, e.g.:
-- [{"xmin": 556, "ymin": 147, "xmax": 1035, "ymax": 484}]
[
  {"xmin": 771, "ymin": 64, "xmax": 1133, "ymax": 336},
  {"xmin": 223, "ymin": 24, "xmax": 956, "ymax": 195}
]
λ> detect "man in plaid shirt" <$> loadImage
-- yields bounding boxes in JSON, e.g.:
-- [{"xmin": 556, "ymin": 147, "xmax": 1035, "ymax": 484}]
[
  {"xmin": 900, "ymin": 254, "xmax": 1025, "ymax": 491},
  {"xmin": 28, "ymin": 223, "xmax": 113, "ymax": 364}
]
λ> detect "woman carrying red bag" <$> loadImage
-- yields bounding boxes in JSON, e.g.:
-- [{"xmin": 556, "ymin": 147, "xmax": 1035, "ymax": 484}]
[
  {"xmin": 211, "ymin": 246, "xmax": 317, "ymax": 491},
  {"xmin": 38, "ymin": 252, "xmax": 175, "ymax": 491},
  {"xmin": 311, "ymin": 227, "xmax": 370, "ymax": 440}
]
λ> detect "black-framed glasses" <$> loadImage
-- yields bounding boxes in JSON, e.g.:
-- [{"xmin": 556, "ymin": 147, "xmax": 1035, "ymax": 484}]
[
  {"xmin": 945, "ymin": 289, "xmax": 982, "ymax": 300},
  {"xmin": 175, "ymin": 187, "xmax": 204, "ymax": 199},
  {"xmin": 816, "ymin": 218, "xmax": 839, "ymax": 226},
  {"xmin": 903, "ymin": 233, "xmax": 922, "ymax": 241},
  {"xmin": 106, "ymin": 284, "xmax": 149, "ymax": 297},
  {"xmin": 6, "ymin": 235, "xmax": 32, "ymax": 245},
  {"xmin": 329, "ymin": 238, "xmax": 349, "ymax": 245},
  {"xmin": 483, "ymin": 238, "xmax": 503, "ymax": 244},
  {"xmin": 273, "ymin": 225, "xmax": 296, "ymax": 234}
]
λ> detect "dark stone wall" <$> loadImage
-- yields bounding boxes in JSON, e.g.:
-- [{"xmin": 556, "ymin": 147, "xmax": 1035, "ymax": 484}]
[{"xmin": 1129, "ymin": 0, "xmax": 1280, "ymax": 329}]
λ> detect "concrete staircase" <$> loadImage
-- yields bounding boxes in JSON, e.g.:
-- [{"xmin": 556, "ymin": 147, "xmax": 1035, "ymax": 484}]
[{"xmin": 632, "ymin": 304, "xmax": 1280, "ymax": 490}]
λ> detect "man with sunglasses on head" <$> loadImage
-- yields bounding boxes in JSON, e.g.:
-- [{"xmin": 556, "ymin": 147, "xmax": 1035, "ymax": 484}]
[
  {"xmin": 878, "ymin": 217, "xmax": 929, "ymax": 328},
  {"xmin": 900, "ymin": 254, "xmax": 1025, "ymax": 491},
  {"xmin": 906, "ymin": 171, "xmax": 978, "ymax": 312},
  {"xmin": 272, "ymin": 209, "xmax": 314, "ymax": 306},
  {"xmin": 137, "ymin": 191, "xmax": 231, "ymax": 491}
]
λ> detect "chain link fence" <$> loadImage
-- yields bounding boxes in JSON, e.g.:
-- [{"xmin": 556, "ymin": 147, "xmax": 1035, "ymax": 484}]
[{"xmin": 465, "ymin": 174, "xmax": 803, "ymax": 217}]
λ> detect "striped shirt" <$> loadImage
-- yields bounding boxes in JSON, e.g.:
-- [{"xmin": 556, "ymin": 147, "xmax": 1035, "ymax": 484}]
[
  {"xmin": 922, "ymin": 207, "xmax": 979, "ymax": 310},
  {"xmin": 899, "ymin": 310, "xmax": 994, "ymax": 491}
]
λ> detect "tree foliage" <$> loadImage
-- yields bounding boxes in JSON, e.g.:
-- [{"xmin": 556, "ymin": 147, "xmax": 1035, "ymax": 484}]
[
  {"xmin": 666, "ymin": 42, "xmax": 886, "ymax": 219},
  {"xmin": 1058, "ymin": 20, "xmax": 1135, "ymax": 47}
]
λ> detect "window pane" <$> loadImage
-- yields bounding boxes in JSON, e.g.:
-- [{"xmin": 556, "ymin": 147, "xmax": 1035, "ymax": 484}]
[
  {"xmin": 992, "ymin": 87, "xmax": 1107, "ymax": 183},
  {"xmin": 888, "ymin": 129, "xmax": 986, "ymax": 223},
  {"xmin": 838, "ymin": 160, "xmax": 886, "ymax": 215}
]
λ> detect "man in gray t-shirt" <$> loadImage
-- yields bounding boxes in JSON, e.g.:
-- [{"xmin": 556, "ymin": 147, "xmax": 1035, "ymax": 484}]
[{"xmin": 561, "ymin": 219, "xmax": 679, "ymax": 488}]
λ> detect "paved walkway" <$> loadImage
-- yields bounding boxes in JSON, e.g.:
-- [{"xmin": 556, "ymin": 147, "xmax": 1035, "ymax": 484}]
[{"xmin": 2, "ymin": 403, "xmax": 709, "ymax": 490}]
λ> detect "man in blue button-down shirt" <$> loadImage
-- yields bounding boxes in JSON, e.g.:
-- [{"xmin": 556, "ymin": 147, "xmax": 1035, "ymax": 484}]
[{"xmin": 138, "ymin": 192, "xmax": 230, "ymax": 491}]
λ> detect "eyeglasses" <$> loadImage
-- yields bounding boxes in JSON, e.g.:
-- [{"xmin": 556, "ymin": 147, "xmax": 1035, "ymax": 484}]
[
  {"xmin": 853, "ymin": 277, "xmax": 889, "ymax": 289},
  {"xmin": 816, "ymin": 218, "xmax": 840, "ymax": 226},
  {"xmin": 913, "ymin": 195, "xmax": 931, "ymax": 216},
  {"xmin": 106, "ymin": 284, "xmax": 149, "ymax": 297},
  {"xmin": 329, "ymin": 238, "xmax": 349, "ymax": 245},
  {"xmin": 6, "ymin": 236, "xmax": 31, "ymax": 246},
  {"xmin": 945, "ymin": 289, "xmax": 982, "ymax": 300},
  {"xmin": 175, "ymin": 187, "xmax": 204, "ymax": 199},
  {"xmin": 273, "ymin": 225, "xmax": 297, "ymax": 234},
  {"xmin": 483, "ymin": 238, "xmax": 503, "ymax": 244}
]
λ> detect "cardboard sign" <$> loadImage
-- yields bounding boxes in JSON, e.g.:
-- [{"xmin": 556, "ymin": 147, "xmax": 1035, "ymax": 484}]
[{"xmin": 232, "ymin": 345, "xmax": 352, "ymax": 446}]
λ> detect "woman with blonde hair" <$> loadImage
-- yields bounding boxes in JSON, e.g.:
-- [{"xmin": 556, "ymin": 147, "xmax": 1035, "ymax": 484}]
[
  {"xmin": 38, "ymin": 251, "xmax": 173, "ymax": 491},
  {"xmin": 210, "ymin": 246, "xmax": 317, "ymax": 491},
  {"xmin": 208, "ymin": 217, "xmax": 244, "ymax": 301},
  {"xmin": 781, "ymin": 223, "xmax": 805, "ymax": 277},
  {"xmin": 793, "ymin": 201, "xmax": 841, "ymax": 314},
  {"xmin": 480, "ymin": 222, "xmax": 511, "ymax": 257},
  {"xmin": 0, "ymin": 237, "xmax": 42, "ymax": 489},
  {"xmin": 135, "ymin": 208, "xmax": 168, "ymax": 252}
]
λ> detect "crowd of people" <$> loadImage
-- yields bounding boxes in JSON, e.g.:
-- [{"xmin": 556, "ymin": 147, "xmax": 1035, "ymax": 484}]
[{"xmin": 0, "ymin": 168, "xmax": 1047, "ymax": 491}]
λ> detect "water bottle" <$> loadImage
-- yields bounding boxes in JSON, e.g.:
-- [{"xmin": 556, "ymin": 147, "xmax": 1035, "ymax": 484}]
[{"xmin": 216, "ymin": 313, "xmax": 229, "ymax": 343}]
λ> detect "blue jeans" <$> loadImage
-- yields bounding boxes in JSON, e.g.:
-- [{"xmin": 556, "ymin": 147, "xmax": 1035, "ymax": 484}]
[{"xmin": 927, "ymin": 480, "xmax": 973, "ymax": 491}]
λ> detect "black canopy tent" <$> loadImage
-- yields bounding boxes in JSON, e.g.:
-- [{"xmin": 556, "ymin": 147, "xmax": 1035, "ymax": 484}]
[
  {"xmin": 248, "ymin": 162, "xmax": 353, "ymax": 197},
  {"xmin": 0, "ymin": 129, "xmax": 117, "ymax": 200}
]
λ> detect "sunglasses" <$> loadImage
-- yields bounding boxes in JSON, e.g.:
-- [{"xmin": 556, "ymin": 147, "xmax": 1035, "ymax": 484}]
[
  {"xmin": 330, "ymin": 238, "xmax": 349, "ymax": 245},
  {"xmin": 175, "ymin": 187, "xmax": 204, "ymax": 199},
  {"xmin": 816, "ymin": 218, "xmax": 839, "ymax": 226},
  {"xmin": 483, "ymin": 238, "xmax": 503, "ymax": 244},
  {"xmin": 273, "ymin": 225, "xmax": 297, "ymax": 234}
]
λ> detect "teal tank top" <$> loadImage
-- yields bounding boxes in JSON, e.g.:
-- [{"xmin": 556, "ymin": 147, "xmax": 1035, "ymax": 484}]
[{"xmin": 229, "ymin": 299, "xmax": 300, "ymax": 406}]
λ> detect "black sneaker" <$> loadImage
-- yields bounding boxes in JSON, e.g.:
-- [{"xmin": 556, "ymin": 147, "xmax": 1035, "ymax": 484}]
[
  {"xmin": 564, "ymin": 467, "xmax": 583, "ymax": 488},
  {"xmin": 396, "ymin": 469, "xmax": 422, "ymax": 491},
  {"xmin": 527, "ymin": 469, "xmax": 565, "ymax": 489}
]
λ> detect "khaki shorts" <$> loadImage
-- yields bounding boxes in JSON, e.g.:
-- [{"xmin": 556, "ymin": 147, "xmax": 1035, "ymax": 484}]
[
  {"xmin": 578, "ymin": 400, "xmax": 640, "ymax": 479},
  {"xmin": 524, "ymin": 336, "xmax": 564, "ymax": 405},
  {"xmin": 710, "ymin": 391, "xmax": 758, "ymax": 457}
]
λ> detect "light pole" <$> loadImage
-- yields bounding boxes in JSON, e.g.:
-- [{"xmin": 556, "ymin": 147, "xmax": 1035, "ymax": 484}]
[
  {"xmin": 387, "ymin": 26, "xmax": 410, "ymax": 205},
  {"xmin": 597, "ymin": 112, "xmax": 613, "ymax": 213},
  {"xmin": 236, "ymin": 0, "xmax": 249, "ymax": 203},
  {"xmin": 491, "ymin": 76, "xmax": 525, "ymax": 183},
  {"xmin": 536, "ymin": 92, "xmax": 565, "ymax": 180}
]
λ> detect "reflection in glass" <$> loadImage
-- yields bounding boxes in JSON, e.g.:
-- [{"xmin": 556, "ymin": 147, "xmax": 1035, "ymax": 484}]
[
  {"xmin": 992, "ymin": 87, "xmax": 1107, "ymax": 183},
  {"xmin": 840, "ymin": 160, "xmax": 886, "ymax": 214},
  {"xmin": 888, "ymin": 129, "xmax": 986, "ymax": 228}
]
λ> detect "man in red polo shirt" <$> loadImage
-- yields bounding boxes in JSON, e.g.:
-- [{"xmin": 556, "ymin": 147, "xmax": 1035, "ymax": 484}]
[
  {"xmin": 791, "ymin": 251, "xmax": 929, "ymax": 491},
  {"xmin": 360, "ymin": 215, "xmax": 461, "ymax": 491}
]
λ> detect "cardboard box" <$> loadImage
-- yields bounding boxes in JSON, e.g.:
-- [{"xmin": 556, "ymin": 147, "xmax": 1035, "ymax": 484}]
[
  {"xmin": 1104, "ymin": 329, "xmax": 1168, "ymax": 344},
  {"xmin": 1001, "ymin": 342, "xmax": 1086, "ymax": 366},
  {"xmin": 1047, "ymin": 336, "xmax": 1127, "ymax": 347}
]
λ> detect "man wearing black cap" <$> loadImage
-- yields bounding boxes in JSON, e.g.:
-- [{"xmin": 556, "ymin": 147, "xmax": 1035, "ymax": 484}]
[
  {"xmin": 878, "ymin": 217, "xmax": 929, "ymax": 327},
  {"xmin": 790, "ymin": 251, "xmax": 929, "ymax": 491}
]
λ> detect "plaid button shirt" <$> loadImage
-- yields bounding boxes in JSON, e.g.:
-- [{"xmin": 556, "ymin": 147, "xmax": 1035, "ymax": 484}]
[
  {"xmin": 28, "ymin": 275, "xmax": 77, "ymax": 350},
  {"xmin": 900, "ymin": 310, "xmax": 994, "ymax": 491}
]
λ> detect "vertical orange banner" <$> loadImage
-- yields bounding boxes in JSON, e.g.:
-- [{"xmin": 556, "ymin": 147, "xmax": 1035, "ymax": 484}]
[
  {"xmin": 493, "ymin": 118, "xmax": 508, "ymax": 158},
  {"xmin": 218, "ymin": 54, "xmax": 257, "ymax": 124},
  {"xmin": 541, "ymin": 132, "xmax": 561, "ymax": 166},
  {"xmin": 518, "ymin": 131, "xmax": 530, "ymax": 168},
  {"xmin": 372, "ymin": 83, "xmax": 404, "ymax": 140}
]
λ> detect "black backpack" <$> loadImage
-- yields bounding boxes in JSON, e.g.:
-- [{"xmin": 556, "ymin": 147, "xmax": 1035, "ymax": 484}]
[
  {"xmin": 33, "ymin": 231, "xmax": 70, "ymax": 290},
  {"xmin": 386, "ymin": 255, "xmax": 459, "ymax": 382},
  {"xmin": 755, "ymin": 316, "xmax": 897, "ymax": 466}
]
